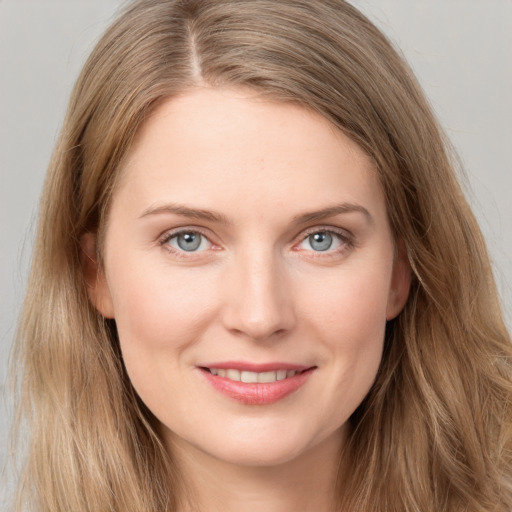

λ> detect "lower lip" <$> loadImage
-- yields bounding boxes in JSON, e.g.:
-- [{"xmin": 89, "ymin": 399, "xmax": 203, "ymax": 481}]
[{"xmin": 199, "ymin": 368, "xmax": 315, "ymax": 405}]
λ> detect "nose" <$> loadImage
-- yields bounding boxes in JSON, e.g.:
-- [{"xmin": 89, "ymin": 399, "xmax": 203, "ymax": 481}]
[{"xmin": 220, "ymin": 249, "xmax": 296, "ymax": 342}]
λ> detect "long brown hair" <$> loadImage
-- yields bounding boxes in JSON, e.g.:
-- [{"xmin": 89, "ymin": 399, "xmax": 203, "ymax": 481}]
[{"xmin": 12, "ymin": 1, "xmax": 512, "ymax": 510}]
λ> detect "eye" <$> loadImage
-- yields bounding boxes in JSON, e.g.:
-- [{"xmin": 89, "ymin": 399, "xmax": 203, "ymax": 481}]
[
  {"xmin": 299, "ymin": 230, "xmax": 346, "ymax": 252},
  {"xmin": 166, "ymin": 231, "xmax": 212, "ymax": 252}
]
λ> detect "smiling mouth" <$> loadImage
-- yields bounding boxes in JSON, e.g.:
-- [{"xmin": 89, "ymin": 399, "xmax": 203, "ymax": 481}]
[
  {"xmin": 199, "ymin": 365, "xmax": 316, "ymax": 405},
  {"xmin": 202, "ymin": 368, "xmax": 308, "ymax": 383}
]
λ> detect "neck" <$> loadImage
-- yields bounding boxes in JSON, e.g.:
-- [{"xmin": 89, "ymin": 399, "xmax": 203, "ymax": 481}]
[{"xmin": 169, "ymin": 430, "xmax": 346, "ymax": 512}]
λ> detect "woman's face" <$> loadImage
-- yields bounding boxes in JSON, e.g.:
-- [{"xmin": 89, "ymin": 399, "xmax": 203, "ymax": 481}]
[{"xmin": 88, "ymin": 87, "xmax": 409, "ymax": 468}]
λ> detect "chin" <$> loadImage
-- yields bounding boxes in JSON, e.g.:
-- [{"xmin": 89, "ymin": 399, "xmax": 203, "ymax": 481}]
[
  {"xmin": 207, "ymin": 443, "xmax": 309, "ymax": 468},
  {"xmin": 187, "ymin": 421, "xmax": 342, "ymax": 469}
]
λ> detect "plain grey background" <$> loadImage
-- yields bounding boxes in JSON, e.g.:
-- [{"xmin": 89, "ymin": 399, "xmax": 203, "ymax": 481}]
[{"xmin": 1, "ymin": 0, "xmax": 511, "ymax": 501}]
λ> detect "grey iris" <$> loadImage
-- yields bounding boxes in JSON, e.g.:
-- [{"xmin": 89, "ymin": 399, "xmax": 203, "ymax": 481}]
[
  {"xmin": 309, "ymin": 232, "xmax": 333, "ymax": 251},
  {"xmin": 177, "ymin": 232, "xmax": 202, "ymax": 251}
]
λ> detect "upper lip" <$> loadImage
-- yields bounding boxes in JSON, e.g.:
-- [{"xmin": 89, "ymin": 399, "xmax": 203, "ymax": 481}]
[{"xmin": 198, "ymin": 361, "xmax": 313, "ymax": 372}]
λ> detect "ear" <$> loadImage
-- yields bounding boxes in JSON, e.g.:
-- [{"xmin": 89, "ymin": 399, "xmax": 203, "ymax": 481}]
[
  {"xmin": 386, "ymin": 240, "xmax": 411, "ymax": 320},
  {"xmin": 81, "ymin": 232, "xmax": 115, "ymax": 319}
]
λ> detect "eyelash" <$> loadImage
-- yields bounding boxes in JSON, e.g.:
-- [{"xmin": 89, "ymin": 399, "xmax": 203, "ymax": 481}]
[
  {"xmin": 158, "ymin": 226, "xmax": 354, "ymax": 258},
  {"xmin": 294, "ymin": 227, "xmax": 354, "ymax": 258},
  {"xmin": 159, "ymin": 228, "xmax": 215, "ymax": 259}
]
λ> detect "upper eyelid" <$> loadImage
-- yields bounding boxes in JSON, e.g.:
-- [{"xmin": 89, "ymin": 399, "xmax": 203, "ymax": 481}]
[
  {"xmin": 159, "ymin": 226, "xmax": 213, "ymax": 243},
  {"xmin": 295, "ymin": 225, "xmax": 353, "ymax": 242},
  {"xmin": 302, "ymin": 225, "xmax": 350, "ymax": 235}
]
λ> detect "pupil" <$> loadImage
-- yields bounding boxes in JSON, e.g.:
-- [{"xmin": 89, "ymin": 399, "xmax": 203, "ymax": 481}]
[
  {"xmin": 310, "ymin": 232, "xmax": 332, "ymax": 251},
  {"xmin": 177, "ymin": 232, "xmax": 201, "ymax": 251}
]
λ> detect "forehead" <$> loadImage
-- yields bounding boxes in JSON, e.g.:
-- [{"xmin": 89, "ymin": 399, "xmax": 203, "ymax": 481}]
[{"xmin": 113, "ymin": 87, "xmax": 385, "ymax": 223}]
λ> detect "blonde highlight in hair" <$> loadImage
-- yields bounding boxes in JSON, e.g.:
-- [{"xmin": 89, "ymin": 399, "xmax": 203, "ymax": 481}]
[{"xmin": 12, "ymin": 1, "xmax": 512, "ymax": 510}]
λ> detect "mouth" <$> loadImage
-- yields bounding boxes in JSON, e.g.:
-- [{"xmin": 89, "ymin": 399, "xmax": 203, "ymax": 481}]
[
  {"xmin": 198, "ymin": 364, "xmax": 316, "ymax": 405},
  {"xmin": 201, "ymin": 367, "xmax": 308, "ymax": 383}
]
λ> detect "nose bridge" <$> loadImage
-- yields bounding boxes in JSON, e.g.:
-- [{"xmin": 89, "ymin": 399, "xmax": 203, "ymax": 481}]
[{"xmin": 221, "ymin": 244, "xmax": 295, "ymax": 340}]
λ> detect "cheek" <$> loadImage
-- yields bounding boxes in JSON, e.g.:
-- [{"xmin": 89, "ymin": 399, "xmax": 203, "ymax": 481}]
[
  {"xmin": 321, "ymin": 284, "xmax": 387, "ymax": 384},
  {"xmin": 107, "ymin": 262, "xmax": 218, "ymax": 380},
  {"xmin": 303, "ymin": 260, "xmax": 391, "ymax": 341},
  {"xmin": 300, "ymin": 263, "xmax": 391, "ymax": 408}
]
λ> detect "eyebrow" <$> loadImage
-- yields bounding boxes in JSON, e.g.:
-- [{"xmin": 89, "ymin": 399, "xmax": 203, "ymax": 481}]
[
  {"xmin": 293, "ymin": 203, "xmax": 373, "ymax": 225},
  {"xmin": 139, "ymin": 203, "xmax": 230, "ymax": 224},
  {"xmin": 139, "ymin": 201, "xmax": 372, "ymax": 225}
]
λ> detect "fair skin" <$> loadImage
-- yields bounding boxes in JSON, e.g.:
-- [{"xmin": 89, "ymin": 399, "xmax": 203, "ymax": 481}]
[{"xmin": 85, "ymin": 87, "xmax": 410, "ymax": 512}]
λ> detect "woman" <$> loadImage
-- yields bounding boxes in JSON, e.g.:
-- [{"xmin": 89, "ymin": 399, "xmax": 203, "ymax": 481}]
[{"xmin": 12, "ymin": 0, "xmax": 512, "ymax": 510}]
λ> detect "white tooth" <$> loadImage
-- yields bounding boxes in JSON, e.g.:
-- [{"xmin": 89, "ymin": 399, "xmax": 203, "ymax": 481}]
[
  {"xmin": 286, "ymin": 370, "xmax": 297, "ymax": 378},
  {"xmin": 226, "ymin": 369, "xmax": 241, "ymax": 381},
  {"xmin": 258, "ymin": 371, "xmax": 277, "ymax": 383},
  {"xmin": 210, "ymin": 368, "xmax": 219, "ymax": 376},
  {"xmin": 217, "ymin": 369, "xmax": 227, "ymax": 378},
  {"xmin": 276, "ymin": 370, "xmax": 287, "ymax": 381},
  {"xmin": 241, "ymin": 371, "xmax": 258, "ymax": 383}
]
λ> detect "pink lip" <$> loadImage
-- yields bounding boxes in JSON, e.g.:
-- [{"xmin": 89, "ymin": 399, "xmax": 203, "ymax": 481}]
[
  {"xmin": 200, "ymin": 361, "xmax": 310, "ymax": 372},
  {"xmin": 197, "ymin": 362, "xmax": 315, "ymax": 405}
]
